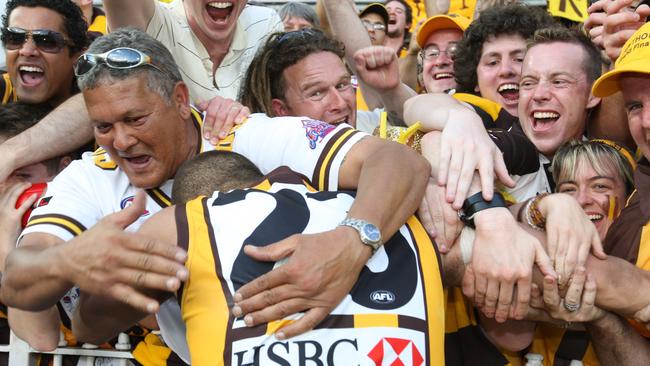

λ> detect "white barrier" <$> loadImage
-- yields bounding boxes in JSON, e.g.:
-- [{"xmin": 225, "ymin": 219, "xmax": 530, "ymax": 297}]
[{"xmin": 3, "ymin": 331, "xmax": 135, "ymax": 366}]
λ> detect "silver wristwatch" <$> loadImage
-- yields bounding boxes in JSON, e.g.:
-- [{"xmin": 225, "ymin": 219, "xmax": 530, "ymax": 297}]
[{"xmin": 338, "ymin": 218, "xmax": 383, "ymax": 253}]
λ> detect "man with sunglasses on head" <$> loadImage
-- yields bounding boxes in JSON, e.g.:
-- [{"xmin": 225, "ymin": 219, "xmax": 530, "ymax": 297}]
[
  {"xmin": 0, "ymin": 27, "xmax": 429, "ymax": 364},
  {"xmin": 0, "ymin": 0, "xmax": 279, "ymax": 184},
  {"xmin": 0, "ymin": 0, "xmax": 87, "ymax": 106}
]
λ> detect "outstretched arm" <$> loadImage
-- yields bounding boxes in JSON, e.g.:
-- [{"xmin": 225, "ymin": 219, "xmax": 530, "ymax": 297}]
[
  {"xmin": 1, "ymin": 192, "xmax": 186, "ymax": 312},
  {"xmin": 0, "ymin": 94, "xmax": 93, "ymax": 182},
  {"xmin": 102, "ymin": 0, "xmax": 155, "ymax": 31},
  {"xmin": 588, "ymin": 312, "xmax": 650, "ymax": 365}
]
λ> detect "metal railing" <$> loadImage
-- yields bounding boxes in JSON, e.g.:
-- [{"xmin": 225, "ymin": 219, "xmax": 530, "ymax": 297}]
[{"xmin": 3, "ymin": 331, "xmax": 135, "ymax": 366}]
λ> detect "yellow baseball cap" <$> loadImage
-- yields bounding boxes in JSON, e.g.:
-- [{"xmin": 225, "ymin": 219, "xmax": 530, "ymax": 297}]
[
  {"xmin": 416, "ymin": 14, "xmax": 470, "ymax": 48},
  {"xmin": 592, "ymin": 21, "xmax": 650, "ymax": 97},
  {"xmin": 359, "ymin": 3, "xmax": 389, "ymax": 27}
]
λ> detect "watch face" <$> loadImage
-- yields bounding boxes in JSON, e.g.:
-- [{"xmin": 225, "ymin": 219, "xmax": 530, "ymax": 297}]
[{"xmin": 363, "ymin": 224, "xmax": 381, "ymax": 243}]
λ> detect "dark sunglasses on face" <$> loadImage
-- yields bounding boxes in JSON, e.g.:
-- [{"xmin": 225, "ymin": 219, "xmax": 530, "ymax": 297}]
[
  {"xmin": 1, "ymin": 27, "xmax": 73, "ymax": 53},
  {"xmin": 74, "ymin": 47, "xmax": 163, "ymax": 77}
]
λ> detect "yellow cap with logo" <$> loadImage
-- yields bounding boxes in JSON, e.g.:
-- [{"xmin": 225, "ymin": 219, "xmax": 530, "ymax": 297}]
[
  {"xmin": 416, "ymin": 14, "xmax": 471, "ymax": 48},
  {"xmin": 592, "ymin": 22, "xmax": 650, "ymax": 97}
]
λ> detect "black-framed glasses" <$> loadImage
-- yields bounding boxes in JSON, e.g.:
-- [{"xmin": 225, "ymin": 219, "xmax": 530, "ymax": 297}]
[
  {"xmin": 362, "ymin": 20, "xmax": 386, "ymax": 32},
  {"xmin": 422, "ymin": 44, "xmax": 458, "ymax": 60},
  {"xmin": 74, "ymin": 47, "xmax": 163, "ymax": 77},
  {"xmin": 2, "ymin": 27, "xmax": 73, "ymax": 53}
]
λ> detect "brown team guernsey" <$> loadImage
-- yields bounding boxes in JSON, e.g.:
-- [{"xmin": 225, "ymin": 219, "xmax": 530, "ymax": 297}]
[{"xmin": 604, "ymin": 157, "xmax": 650, "ymax": 337}]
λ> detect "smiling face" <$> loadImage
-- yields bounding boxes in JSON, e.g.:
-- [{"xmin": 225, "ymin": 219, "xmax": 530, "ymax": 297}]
[
  {"xmin": 475, "ymin": 34, "xmax": 526, "ymax": 117},
  {"xmin": 421, "ymin": 28, "xmax": 463, "ymax": 93},
  {"xmin": 620, "ymin": 73, "xmax": 650, "ymax": 161},
  {"xmin": 519, "ymin": 42, "xmax": 598, "ymax": 157},
  {"xmin": 5, "ymin": 6, "xmax": 79, "ymax": 106},
  {"xmin": 272, "ymin": 51, "xmax": 356, "ymax": 127},
  {"xmin": 184, "ymin": 0, "xmax": 247, "ymax": 46},
  {"xmin": 385, "ymin": 1, "xmax": 408, "ymax": 37},
  {"xmin": 84, "ymin": 76, "xmax": 197, "ymax": 189},
  {"xmin": 556, "ymin": 158, "xmax": 627, "ymax": 240}
]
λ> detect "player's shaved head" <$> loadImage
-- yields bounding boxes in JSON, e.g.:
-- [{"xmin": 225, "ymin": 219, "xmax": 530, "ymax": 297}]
[{"xmin": 171, "ymin": 151, "xmax": 263, "ymax": 204}]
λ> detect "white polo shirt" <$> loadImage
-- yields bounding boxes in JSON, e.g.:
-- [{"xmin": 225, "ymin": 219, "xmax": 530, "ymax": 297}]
[
  {"xmin": 21, "ymin": 112, "xmax": 367, "ymax": 363},
  {"xmin": 146, "ymin": 0, "xmax": 282, "ymax": 102}
]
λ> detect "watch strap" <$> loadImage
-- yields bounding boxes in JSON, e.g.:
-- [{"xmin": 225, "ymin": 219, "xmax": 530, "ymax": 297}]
[{"xmin": 458, "ymin": 192, "xmax": 506, "ymax": 228}]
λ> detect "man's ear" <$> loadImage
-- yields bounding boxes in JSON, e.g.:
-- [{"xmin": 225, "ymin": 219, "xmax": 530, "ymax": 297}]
[
  {"xmin": 58, "ymin": 156, "xmax": 73, "ymax": 172},
  {"xmin": 271, "ymin": 98, "xmax": 290, "ymax": 117},
  {"xmin": 586, "ymin": 93, "xmax": 601, "ymax": 109},
  {"xmin": 173, "ymin": 81, "xmax": 191, "ymax": 118}
]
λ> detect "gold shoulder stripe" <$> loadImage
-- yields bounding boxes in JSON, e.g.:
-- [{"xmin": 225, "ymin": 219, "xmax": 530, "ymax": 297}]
[
  {"xmin": 26, "ymin": 214, "xmax": 87, "ymax": 236},
  {"xmin": 453, "ymin": 93, "xmax": 501, "ymax": 121},
  {"xmin": 215, "ymin": 118, "xmax": 248, "ymax": 152},
  {"xmin": 191, "ymin": 107, "xmax": 205, "ymax": 153},
  {"xmin": 146, "ymin": 188, "xmax": 171, "ymax": 208},
  {"xmin": 92, "ymin": 148, "xmax": 117, "ymax": 170},
  {"xmin": 407, "ymin": 216, "xmax": 445, "ymax": 366},
  {"xmin": 183, "ymin": 197, "xmax": 234, "ymax": 365},
  {"xmin": 251, "ymin": 179, "xmax": 272, "ymax": 192}
]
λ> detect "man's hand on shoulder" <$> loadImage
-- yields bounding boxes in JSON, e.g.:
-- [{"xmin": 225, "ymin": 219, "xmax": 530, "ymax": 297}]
[{"xmin": 198, "ymin": 96, "xmax": 250, "ymax": 145}]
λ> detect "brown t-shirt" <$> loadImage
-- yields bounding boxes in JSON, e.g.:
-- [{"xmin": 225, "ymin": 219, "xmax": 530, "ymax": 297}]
[{"xmin": 603, "ymin": 158, "xmax": 650, "ymax": 265}]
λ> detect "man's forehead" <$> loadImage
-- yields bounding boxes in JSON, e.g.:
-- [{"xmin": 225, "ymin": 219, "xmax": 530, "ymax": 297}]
[
  {"xmin": 288, "ymin": 52, "xmax": 348, "ymax": 85},
  {"xmin": 84, "ymin": 77, "xmax": 159, "ymax": 118},
  {"xmin": 9, "ymin": 6, "xmax": 67, "ymax": 34},
  {"xmin": 523, "ymin": 42, "xmax": 586, "ymax": 76},
  {"xmin": 385, "ymin": 1, "xmax": 405, "ymax": 10}
]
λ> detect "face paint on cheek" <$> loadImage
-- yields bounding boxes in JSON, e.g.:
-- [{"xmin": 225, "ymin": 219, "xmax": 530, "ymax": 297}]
[{"xmin": 606, "ymin": 194, "xmax": 621, "ymax": 220}]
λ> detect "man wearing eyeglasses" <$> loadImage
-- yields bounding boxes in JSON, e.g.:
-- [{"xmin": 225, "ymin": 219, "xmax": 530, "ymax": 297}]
[
  {"xmin": 416, "ymin": 13, "xmax": 469, "ymax": 94},
  {"xmin": 0, "ymin": 0, "xmax": 87, "ymax": 106},
  {"xmin": 359, "ymin": 3, "xmax": 389, "ymax": 46}
]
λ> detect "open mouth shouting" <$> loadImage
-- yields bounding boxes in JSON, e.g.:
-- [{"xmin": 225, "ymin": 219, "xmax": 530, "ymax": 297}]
[
  {"xmin": 497, "ymin": 83, "xmax": 519, "ymax": 103},
  {"xmin": 18, "ymin": 65, "xmax": 45, "ymax": 87},
  {"xmin": 206, "ymin": 1, "xmax": 234, "ymax": 25},
  {"xmin": 120, "ymin": 154, "xmax": 153, "ymax": 172},
  {"xmin": 531, "ymin": 110, "xmax": 560, "ymax": 132}
]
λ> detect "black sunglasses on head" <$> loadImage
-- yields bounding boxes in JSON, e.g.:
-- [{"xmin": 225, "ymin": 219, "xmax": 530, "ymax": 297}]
[{"xmin": 1, "ymin": 27, "xmax": 73, "ymax": 53}]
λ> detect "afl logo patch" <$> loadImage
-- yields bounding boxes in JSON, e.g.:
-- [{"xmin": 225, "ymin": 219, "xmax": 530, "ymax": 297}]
[
  {"xmin": 370, "ymin": 290, "xmax": 395, "ymax": 304},
  {"xmin": 120, "ymin": 196, "xmax": 150, "ymax": 216}
]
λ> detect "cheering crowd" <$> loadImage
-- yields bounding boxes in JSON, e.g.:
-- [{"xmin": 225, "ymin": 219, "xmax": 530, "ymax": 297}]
[{"xmin": 0, "ymin": 0, "xmax": 649, "ymax": 364}]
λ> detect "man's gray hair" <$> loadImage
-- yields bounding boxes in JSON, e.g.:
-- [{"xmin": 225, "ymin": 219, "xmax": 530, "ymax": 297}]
[
  {"xmin": 76, "ymin": 28, "xmax": 183, "ymax": 104},
  {"xmin": 277, "ymin": 2, "xmax": 319, "ymax": 27}
]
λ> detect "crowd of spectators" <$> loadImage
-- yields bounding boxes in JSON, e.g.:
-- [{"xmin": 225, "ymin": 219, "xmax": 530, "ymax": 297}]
[{"xmin": 0, "ymin": 0, "xmax": 649, "ymax": 365}]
